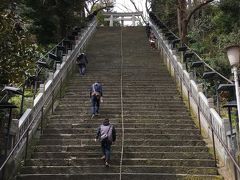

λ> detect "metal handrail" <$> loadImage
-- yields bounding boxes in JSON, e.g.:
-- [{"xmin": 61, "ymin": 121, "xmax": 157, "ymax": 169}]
[
  {"xmin": 0, "ymin": 19, "xmax": 98, "ymax": 178},
  {"xmin": 119, "ymin": 26, "xmax": 125, "ymax": 180},
  {"xmin": 150, "ymin": 16, "xmax": 240, "ymax": 178}
]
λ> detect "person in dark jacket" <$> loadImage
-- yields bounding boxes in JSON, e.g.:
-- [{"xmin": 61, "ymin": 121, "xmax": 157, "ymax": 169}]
[
  {"xmin": 95, "ymin": 118, "xmax": 116, "ymax": 167},
  {"xmin": 76, "ymin": 53, "xmax": 88, "ymax": 75},
  {"xmin": 149, "ymin": 32, "xmax": 156, "ymax": 49},
  {"xmin": 90, "ymin": 82, "xmax": 103, "ymax": 118},
  {"xmin": 146, "ymin": 23, "xmax": 151, "ymax": 38}
]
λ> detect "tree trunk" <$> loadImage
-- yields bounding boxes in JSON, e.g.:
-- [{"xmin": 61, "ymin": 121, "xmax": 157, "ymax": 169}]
[
  {"xmin": 177, "ymin": 0, "xmax": 214, "ymax": 44},
  {"xmin": 177, "ymin": 8, "xmax": 182, "ymax": 40},
  {"xmin": 178, "ymin": 0, "xmax": 187, "ymax": 44},
  {"xmin": 181, "ymin": 19, "xmax": 188, "ymax": 44}
]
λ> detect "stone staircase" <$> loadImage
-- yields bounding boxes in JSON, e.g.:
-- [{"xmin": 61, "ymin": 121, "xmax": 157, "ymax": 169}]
[{"xmin": 16, "ymin": 27, "xmax": 223, "ymax": 180}]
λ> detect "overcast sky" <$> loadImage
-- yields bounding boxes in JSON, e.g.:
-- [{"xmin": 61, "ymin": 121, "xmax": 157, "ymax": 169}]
[
  {"xmin": 114, "ymin": 0, "xmax": 146, "ymax": 13},
  {"xmin": 113, "ymin": 0, "xmax": 147, "ymax": 25}
]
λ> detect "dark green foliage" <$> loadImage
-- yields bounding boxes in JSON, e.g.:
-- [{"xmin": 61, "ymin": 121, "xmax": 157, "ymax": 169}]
[
  {"xmin": 218, "ymin": 0, "xmax": 240, "ymax": 33},
  {"xmin": 187, "ymin": 1, "xmax": 240, "ymax": 77},
  {"xmin": 25, "ymin": 0, "xmax": 85, "ymax": 45},
  {"xmin": 151, "ymin": 0, "xmax": 178, "ymax": 33},
  {"xmin": 0, "ymin": 0, "xmax": 87, "ymax": 86},
  {"xmin": 152, "ymin": 0, "xmax": 240, "ymax": 67},
  {"xmin": 0, "ymin": 2, "xmax": 36, "ymax": 85}
]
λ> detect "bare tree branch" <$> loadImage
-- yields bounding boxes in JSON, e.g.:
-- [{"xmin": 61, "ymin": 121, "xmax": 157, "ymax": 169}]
[
  {"xmin": 129, "ymin": 0, "xmax": 147, "ymax": 24},
  {"xmin": 90, "ymin": 0, "xmax": 100, "ymax": 12},
  {"xmin": 185, "ymin": 0, "xmax": 214, "ymax": 25},
  {"xmin": 84, "ymin": 2, "xmax": 91, "ymax": 15},
  {"xmin": 91, "ymin": 5, "xmax": 114, "ymax": 16}
]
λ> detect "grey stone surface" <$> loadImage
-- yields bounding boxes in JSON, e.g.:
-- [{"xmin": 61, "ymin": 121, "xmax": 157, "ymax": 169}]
[{"xmin": 16, "ymin": 27, "xmax": 223, "ymax": 180}]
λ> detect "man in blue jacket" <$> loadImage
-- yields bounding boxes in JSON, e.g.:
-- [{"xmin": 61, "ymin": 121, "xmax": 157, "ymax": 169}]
[
  {"xmin": 90, "ymin": 81, "xmax": 103, "ymax": 118},
  {"xmin": 95, "ymin": 118, "xmax": 116, "ymax": 167}
]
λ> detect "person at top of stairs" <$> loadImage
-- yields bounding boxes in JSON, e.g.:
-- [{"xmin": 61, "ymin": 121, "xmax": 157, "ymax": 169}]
[
  {"xmin": 145, "ymin": 22, "xmax": 151, "ymax": 38},
  {"xmin": 90, "ymin": 81, "xmax": 103, "ymax": 118},
  {"xmin": 149, "ymin": 31, "xmax": 157, "ymax": 49},
  {"xmin": 95, "ymin": 118, "xmax": 116, "ymax": 167}
]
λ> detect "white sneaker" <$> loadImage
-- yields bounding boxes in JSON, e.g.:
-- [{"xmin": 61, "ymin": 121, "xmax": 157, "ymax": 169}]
[{"xmin": 105, "ymin": 162, "xmax": 110, "ymax": 167}]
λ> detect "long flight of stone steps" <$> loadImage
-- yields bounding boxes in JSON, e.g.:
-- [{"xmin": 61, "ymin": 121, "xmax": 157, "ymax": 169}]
[{"xmin": 16, "ymin": 27, "xmax": 223, "ymax": 180}]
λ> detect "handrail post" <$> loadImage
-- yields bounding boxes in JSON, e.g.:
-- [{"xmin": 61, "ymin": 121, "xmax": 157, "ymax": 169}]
[
  {"xmin": 40, "ymin": 107, "xmax": 44, "ymax": 134},
  {"xmin": 60, "ymin": 77, "xmax": 63, "ymax": 100},
  {"xmin": 197, "ymin": 84, "xmax": 203, "ymax": 135},
  {"xmin": 51, "ymin": 89, "xmax": 54, "ymax": 114},
  {"xmin": 210, "ymin": 114, "xmax": 217, "ymax": 166},
  {"xmin": 24, "ymin": 129, "xmax": 29, "ymax": 165}
]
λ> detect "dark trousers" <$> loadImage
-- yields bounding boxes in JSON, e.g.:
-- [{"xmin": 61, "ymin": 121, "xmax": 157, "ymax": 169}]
[
  {"xmin": 78, "ymin": 64, "xmax": 86, "ymax": 75},
  {"xmin": 101, "ymin": 140, "xmax": 111, "ymax": 163},
  {"xmin": 91, "ymin": 95, "xmax": 100, "ymax": 115}
]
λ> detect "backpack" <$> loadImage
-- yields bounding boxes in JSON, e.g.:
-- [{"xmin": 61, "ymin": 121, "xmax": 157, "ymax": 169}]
[
  {"xmin": 76, "ymin": 54, "xmax": 87, "ymax": 65},
  {"xmin": 100, "ymin": 125, "xmax": 113, "ymax": 142},
  {"xmin": 91, "ymin": 83, "xmax": 101, "ymax": 98}
]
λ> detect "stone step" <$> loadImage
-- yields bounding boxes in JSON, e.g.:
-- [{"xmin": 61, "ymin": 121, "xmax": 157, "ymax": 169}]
[
  {"xmin": 54, "ymin": 106, "xmax": 188, "ymax": 111},
  {"xmin": 46, "ymin": 122, "xmax": 195, "ymax": 129},
  {"xmin": 20, "ymin": 166, "xmax": 120, "ymax": 174},
  {"xmin": 40, "ymin": 134, "xmax": 201, "ymax": 140},
  {"xmin": 47, "ymin": 118, "xmax": 194, "ymax": 123},
  {"xmin": 121, "ymin": 166, "xmax": 219, "ymax": 175},
  {"xmin": 62, "ymin": 92, "xmax": 180, "ymax": 97},
  {"xmin": 120, "ymin": 174, "xmax": 223, "ymax": 180},
  {"xmin": 20, "ymin": 165, "xmax": 218, "ymax": 175},
  {"xmin": 48, "ymin": 118, "xmax": 194, "ymax": 123},
  {"xmin": 31, "ymin": 152, "xmax": 212, "ymax": 160},
  {"xmin": 24, "ymin": 159, "xmax": 121, "ymax": 167},
  {"xmin": 55, "ymin": 106, "xmax": 188, "ymax": 111},
  {"xmin": 66, "ymin": 87, "xmax": 178, "ymax": 92},
  {"xmin": 49, "ymin": 114, "xmax": 192, "ymax": 120},
  {"xmin": 31, "ymin": 152, "xmax": 120, "ymax": 159},
  {"xmin": 43, "ymin": 128, "xmax": 200, "ymax": 135},
  {"xmin": 52, "ymin": 111, "xmax": 190, "ymax": 116},
  {"xmin": 59, "ymin": 98, "xmax": 183, "ymax": 103},
  {"xmin": 24, "ymin": 158, "xmax": 215, "ymax": 167},
  {"xmin": 17, "ymin": 174, "xmax": 119, "ymax": 180},
  {"xmin": 122, "ymin": 159, "xmax": 216, "ymax": 167},
  {"xmin": 17, "ymin": 173, "xmax": 223, "ymax": 180},
  {"xmin": 68, "ymin": 80, "xmax": 176, "ymax": 84},
  {"xmin": 34, "ymin": 145, "xmax": 209, "ymax": 153},
  {"xmin": 65, "ymin": 89, "xmax": 178, "ymax": 94},
  {"xmin": 56, "ymin": 103, "xmax": 183, "ymax": 108},
  {"xmin": 57, "ymin": 103, "xmax": 184, "ymax": 108},
  {"xmin": 36, "ymin": 139, "xmax": 205, "ymax": 146},
  {"xmin": 45, "ymin": 121, "xmax": 195, "ymax": 127}
]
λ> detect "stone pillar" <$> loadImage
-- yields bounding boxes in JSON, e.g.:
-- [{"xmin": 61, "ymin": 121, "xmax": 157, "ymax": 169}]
[
  {"xmin": 110, "ymin": 15, "xmax": 113, "ymax": 27},
  {"xmin": 121, "ymin": 16, "xmax": 124, "ymax": 26},
  {"xmin": 172, "ymin": 49, "xmax": 177, "ymax": 55},
  {"xmin": 48, "ymin": 72, "xmax": 54, "ymax": 81},
  {"xmin": 67, "ymin": 50, "xmax": 72, "ymax": 59},
  {"xmin": 189, "ymin": 71, "xmax": 194, "ymax": 79},
  {"xmin": 207, "ymin": 98, "xmax": 214, "ymax": 108},
  {"xmin": 132, "ymin": 15, "xmax": 136, "ymax": 26},
  {"xmin": 39, "ymin": 84, "xmax": 45, "ymax": 93},
  {"xmin": 62, "ymin": 55, "xmax": 67, "ymax": 62},
  {"xmin": 197, "ymin": 83, "xmax": 203, "ymax": 92},
  {"xmin": 56, "ymin": 63, "xmax": 61, "ymax": 71}
]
